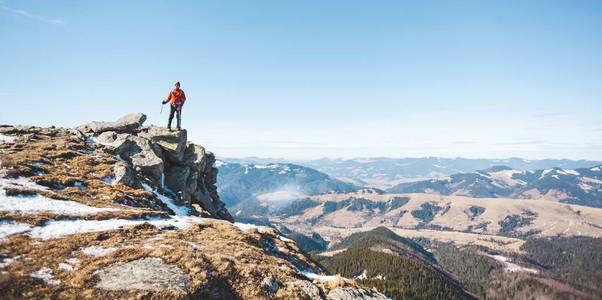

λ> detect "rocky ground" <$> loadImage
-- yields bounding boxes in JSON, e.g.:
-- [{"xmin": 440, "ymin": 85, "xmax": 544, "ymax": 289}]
[{"xmin": 0, "ymin": 114, "xmax": 388, "ymax": 299}]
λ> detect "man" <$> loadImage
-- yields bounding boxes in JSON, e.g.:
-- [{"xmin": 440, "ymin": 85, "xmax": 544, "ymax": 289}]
[{"xmin": 162, "ymin": 82, "xmax": 186, "ymax": 130}]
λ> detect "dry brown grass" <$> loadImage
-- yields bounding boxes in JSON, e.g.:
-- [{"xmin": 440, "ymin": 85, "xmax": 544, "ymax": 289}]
[
  {"xmin": 0, "ymin": 133, "xmax": 170, "ymax": 217},
  {"xmin": 0, "ymin": 219, "xmax": 330, "ymax": 299},
  {"xmin": 0, "ymin": 131, "xmax": 368, "ymax": 299}
]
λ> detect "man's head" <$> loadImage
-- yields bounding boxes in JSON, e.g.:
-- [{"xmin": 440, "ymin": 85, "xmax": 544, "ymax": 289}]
[{"xmin": 175, "ymin": 82, "xmax": 181, "ymax": 90}]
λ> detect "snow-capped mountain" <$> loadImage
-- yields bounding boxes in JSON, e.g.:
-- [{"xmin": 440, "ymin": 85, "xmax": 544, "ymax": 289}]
[
  {"xmin": 222, "ymin": 157, "xmax": 602, "ymax": 189},
  {"xmin": 387, "ymin": 165, "xmax": 602, "ymax": 208}
]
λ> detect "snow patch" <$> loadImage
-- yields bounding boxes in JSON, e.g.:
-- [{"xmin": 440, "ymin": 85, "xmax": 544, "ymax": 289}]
[
  {"xmin": 101, "ymin": 176, "xmax": 116, "ymax": 185},
  {"xmin": 141, "ymin": 183, "xmax": 189, "ymax": 216},
  {"xmin": 115, "ymin": 154, "xmax": 128, "ymax": 163},
  {"xmin": 279, "ymin": 236, "xmax": 292, "ymax": 242},
  {"xmin": 30, "ymin": 267, "xmax": 60, "ymax": 285},
  {"xmin": 1, "ymin": 176, "xmax": 119, "ymax": 215},
  {"xmin": 65, "ymin": 258, "xmax": 80, "ymax": 265},
  {"xmin": 0, "ymin": 192, "xmax": 119, "ymax": 215},
  {"xmin": 233, "ymin": 222, "xmax": 260, "ymax": 233},
  {"xmin": 73, "ymin": 181, "xmax": 88, "ymax": 190},
  {"xmin": 302, "ymin": 271, "xmax": 349, "ymax": 282},
  {"xmin": 539, "ymin": 169, "xmax": 553, "ymax": 179},
  {"xmin": 186, "ymin": 241, "xmax": 202, "ymax": 250},
  {"xmin": 0, "ymin": 135, "xmax": 17, "ymax": 144},
  {"xmin": 58, "ymin": 263, "xmax": 76, "ymax": 271},
  {"xmin": 488, "ymin": 254, "xmax": 538, "ymax": 274},
  {"xmin": 27, "ymin": 216, "xmax": 198, "ymax": 240},
  {"xmin": 0, "ymin": 176, "xmax": 49, "ymax": 191},
  {"xmin": 88, "ymin": 136, "xmax": 113, "ymax": 146},
  {"xmin": 0, "ymin": 256, "xmax": 20, "ymax": 268},
  {"xmin": 560, "ymin": 169, "xmax": 579, "ymax": 176},
  {"xmin": 354, "ymin": 269, "xmax": 367, "ymax": 280},
  {"xmin": 81, "ymin": 245, "xmax": 118, "ymax": 257},
  {"xmin": 0, "ymin": 220, "xmax": 33, "ymax": 241}
]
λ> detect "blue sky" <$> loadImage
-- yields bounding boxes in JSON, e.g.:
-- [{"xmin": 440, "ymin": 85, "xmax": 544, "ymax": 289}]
[{"xmin": 1, "ymin": 1, "xmax": 601, "ymax": 160}]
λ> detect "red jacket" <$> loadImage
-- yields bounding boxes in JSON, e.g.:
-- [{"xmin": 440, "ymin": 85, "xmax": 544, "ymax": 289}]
[{"xmin": 166, "ymin": 89, "xmax": 186, "ymax": 105}]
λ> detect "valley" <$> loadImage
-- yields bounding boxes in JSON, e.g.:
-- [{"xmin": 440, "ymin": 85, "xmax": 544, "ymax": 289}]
[{"xmin": 217, "ymin": 158, "xmax": 602, "ymax": 299}]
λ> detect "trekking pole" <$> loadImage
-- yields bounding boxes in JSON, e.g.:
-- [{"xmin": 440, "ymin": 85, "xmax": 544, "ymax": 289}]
[{"xmin": 160, "ymin": 102, "xmax": 164, "ymax": 114}]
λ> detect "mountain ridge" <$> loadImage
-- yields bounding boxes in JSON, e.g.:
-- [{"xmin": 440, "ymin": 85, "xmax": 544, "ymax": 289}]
[{"xmin": 0, "ymin": 114, "xmax": 388, "ymax": 300}]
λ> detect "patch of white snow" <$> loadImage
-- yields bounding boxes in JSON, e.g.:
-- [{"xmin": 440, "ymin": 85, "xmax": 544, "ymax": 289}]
[
  {"xmin": 0, "ymin": 135, "xmax": 17, "ymax": 144},
  {"xmin": 141, "ymin": 183, "xmax": 189, "ymax": 216},
  {"xmin": 81, "ymin": 245, "xmax": 118, "ymax": 257},
  {"xmin": 0, "ymin": 220, "xmax": 33, "ymax": 241},
  {"xmin": 58, "ymin": 263, "xmax": 76, "ymax": 271},
  {"xmin": 30, "ymin": 267, "xmax": 60, "ymax": 285},
  {"xmin": 0, "ymin": 256, "xmax": 20, "ymax": 268}
]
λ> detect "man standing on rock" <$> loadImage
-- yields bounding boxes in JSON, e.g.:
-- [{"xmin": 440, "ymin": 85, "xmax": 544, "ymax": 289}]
[{"xmin": 162, "ymin": 81, "xmax": 186, "ymax": 130}]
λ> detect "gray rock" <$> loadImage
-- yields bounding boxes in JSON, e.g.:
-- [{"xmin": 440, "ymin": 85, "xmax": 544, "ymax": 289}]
[
  {"xmin": 112, "ymin": 135, "xmax": 163, "ymax": 182},
  {"xmin": 113, "ymin": 164, "xmax": 137, "ymax": 187},
  {"xmin": 96, "ymin": 131, "xmax": 117, "ymax": 144},
  {"xmin": 291, "ymin": 280, "xmax": 323, "ymax": 300},
  {"xmin": 76, "ymin": 113, "xmax": 147, "ymax": 134},
  {"xmin": 164, "ymin": 165, "xmax": 191, "ymax": 205},
  {"xmin": 96, "ymin": 257, "xmax": 191, "ymax": 291},
  {"xmin": 183, "ymin": 143, "xmax": 207, "ymax": 171},
  {"xmin": 138, "ymin": 126, "xmax": 187, "ymax": 163},
  {"xmin": 262, "ymin": 276, "xmax": 279, "ymax": 292},
  {"xmin": 116, "ymin": 113, "xmax": 146, "ymax": 126},
  {"xmin": 327, "ymin": 287, "xmax": 388, "ymax": 300}
]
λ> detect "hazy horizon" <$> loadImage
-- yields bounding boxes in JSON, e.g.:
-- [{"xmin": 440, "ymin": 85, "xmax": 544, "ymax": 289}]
[{"xmin": 217, "ymin": 155, "xmax": 602, "ymax": 164}]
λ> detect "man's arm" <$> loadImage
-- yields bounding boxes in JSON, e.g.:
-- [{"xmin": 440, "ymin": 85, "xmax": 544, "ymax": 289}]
[{"xmin": 162, "ymin": 92, "xmax": 172, "ymax": 104}]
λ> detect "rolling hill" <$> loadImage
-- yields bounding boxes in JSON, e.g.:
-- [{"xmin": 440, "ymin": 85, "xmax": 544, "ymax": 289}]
[
  {"xmin": 387, "ymin": 165, "xmax": 602, "ymax": 208},
  {"xmin": 270, "ymin": 189, "xmax": 602, "ymax": 246}
]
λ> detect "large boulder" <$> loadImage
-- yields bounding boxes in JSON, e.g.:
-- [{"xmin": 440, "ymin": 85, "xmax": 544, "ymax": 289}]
[
  {"xmin": 96, "ymin": 257, "xmax": 191, "ymax": 291},
  {"xmin": 77, "ymin": 113, "xmax": 146, "ymax": 134},
  {"xmin": 113, "ymin": 164, "xmax": 137, "ymax": 187},
  {"xmin": 138, "ymin": 126, "xmax": 187, "ymax": 163},
  {"xmin": 291, "ymin": 280, "xmax": 323, "ymax": 300},
  {"xmin": 327, "ymin": 287, "xmax": 388, "ymax": 300},
  {"xmin": 112, "ymin": 135, "xmax": 163, "ymax": 182},
  {"xmin": 183, "ymin": 143, "xmax": 208, "ymax": 171},
  {"xmin": 96, "ymin": 131, "xmax": 118, "ymax": 144}
]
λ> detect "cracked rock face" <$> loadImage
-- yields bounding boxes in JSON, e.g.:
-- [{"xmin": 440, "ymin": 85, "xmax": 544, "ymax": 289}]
[
  {"xmin": 96, "ymin": 257, "xmax": 191, "ymax": 291},
  {"xmin": 76, "ymin": 113, "xmax": 233, "ymax": 221}
]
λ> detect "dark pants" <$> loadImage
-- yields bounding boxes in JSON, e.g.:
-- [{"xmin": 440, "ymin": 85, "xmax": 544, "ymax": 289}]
[{"xmin": 168, "ymin": 104, "xmax": 182, "ymax": 129}]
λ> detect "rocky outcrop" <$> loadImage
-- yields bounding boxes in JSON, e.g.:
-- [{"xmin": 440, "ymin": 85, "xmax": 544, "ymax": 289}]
[
  {"xmin": 78, "ymin": 113, "xmax": 232, "ymax": 221},
  {"xmin": 0, "ymin": 119, "xmax": 389, "ymax": 300},
  {"xmin": 76, "ymin": 113, "xmax": 147, "ymax": 134}
]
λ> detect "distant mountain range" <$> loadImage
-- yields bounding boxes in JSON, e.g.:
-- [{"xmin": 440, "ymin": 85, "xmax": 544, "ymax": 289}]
[
  {"xmin": 387, "ymin": 165, "xmax": 602, "ymax": 208},
  {"xmin": 216, "ymin": 161, "xmax": 359, "ymax": 217},
  {"xmin": 220, "ymin": 157, "xmax": 602, "ymax": 189}
]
